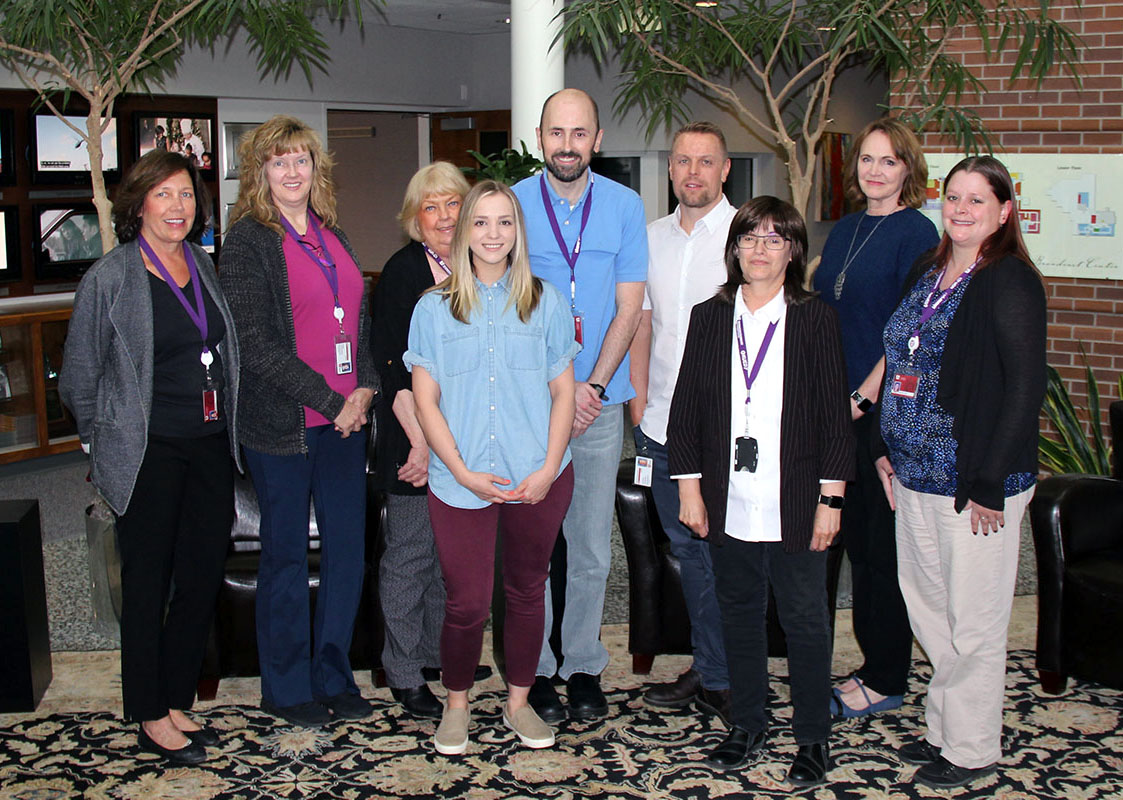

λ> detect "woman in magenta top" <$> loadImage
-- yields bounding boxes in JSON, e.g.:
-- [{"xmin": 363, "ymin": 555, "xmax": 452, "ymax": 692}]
[{"xmin": 219, "ymin": 115, "xmax": 378, "ymax": 729}]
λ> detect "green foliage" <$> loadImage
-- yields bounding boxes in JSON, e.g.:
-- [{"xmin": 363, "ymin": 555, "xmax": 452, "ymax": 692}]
[
  {"xmin": 1039, "ymin": 348, "xmax": 1118, "ymax": 476},
  {"xmin": 462, "ymin": 141, "xmax": 544, "ymax": 185}
]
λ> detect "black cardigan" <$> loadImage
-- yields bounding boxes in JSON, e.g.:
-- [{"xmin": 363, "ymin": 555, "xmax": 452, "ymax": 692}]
[
  {"xmin": 369, "ymin": 240, "xmax": 437, "ymax": 494},
  {"xmin": 878, "ymin": 254, "xmax": 1046, "ymax": 512}
]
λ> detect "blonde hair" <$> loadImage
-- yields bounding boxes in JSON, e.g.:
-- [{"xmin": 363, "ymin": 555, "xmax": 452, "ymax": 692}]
[
  {"xmin": 433, "ymin": 180, "xmax": 541, "ymax": 324},
  {"xmin": 398, "ymin": 162, "xmax": 471, "ymax": 241},
  {"xmin": 228, "ymin": 115, "xmax": 338, "ymax": 234}
]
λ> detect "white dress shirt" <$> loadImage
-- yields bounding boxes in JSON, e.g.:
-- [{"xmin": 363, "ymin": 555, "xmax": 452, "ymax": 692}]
[{"xmin": 641, "ymin": 196, "xmax": 736, "ymax": 444}]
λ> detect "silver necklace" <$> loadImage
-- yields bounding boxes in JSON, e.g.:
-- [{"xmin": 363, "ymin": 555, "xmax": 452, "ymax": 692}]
[{"xmin": 834, "ymin": 212, "xmax": 890, "ymax": 300}]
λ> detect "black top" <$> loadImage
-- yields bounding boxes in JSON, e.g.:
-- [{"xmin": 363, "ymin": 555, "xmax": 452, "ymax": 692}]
[
  {"xmin": 148, "ymin": 270, "xmax": 227, "ymax": 437},
  {"xmin": 370, "ymin": 240, "xmax": 438, "ymax": 494}
]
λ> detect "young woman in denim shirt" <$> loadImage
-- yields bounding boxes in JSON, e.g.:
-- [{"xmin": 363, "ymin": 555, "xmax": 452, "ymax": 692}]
[{"xmin": 405, "ymin": 180, "xmax": 577, "ymax": 756}]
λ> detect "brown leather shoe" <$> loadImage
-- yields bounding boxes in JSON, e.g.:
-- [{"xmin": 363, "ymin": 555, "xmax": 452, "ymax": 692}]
[
  {"xmin": 643, "ymin": 669, "xmax": 701, "ymax": 709},
  {"xmin": 695, "ymin": 686, "xmax": 732, "ymax": 727}
]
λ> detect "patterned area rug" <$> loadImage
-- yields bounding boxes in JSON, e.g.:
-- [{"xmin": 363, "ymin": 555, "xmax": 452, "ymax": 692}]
[{"xmin": 1, "ymin": 649, "xmax": 1120, "ymax": 800}]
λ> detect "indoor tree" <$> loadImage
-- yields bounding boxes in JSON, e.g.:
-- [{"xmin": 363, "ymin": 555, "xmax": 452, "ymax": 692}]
[
  {"xmin": 562, "ymin": 0, "xmax": 1083, "ymax": 217},
  {"xmin": 0, "ymin": 0, "xmax": 370, "ymax": 253}
]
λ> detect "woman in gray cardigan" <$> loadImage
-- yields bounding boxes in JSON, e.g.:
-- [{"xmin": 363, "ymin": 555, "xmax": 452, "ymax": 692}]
[{"xmin": 60, "ymin": 151, "xmax": 239, "ymax": 765}]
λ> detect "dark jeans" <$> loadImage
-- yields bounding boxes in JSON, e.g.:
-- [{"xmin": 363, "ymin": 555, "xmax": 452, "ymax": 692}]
[
  {"xmin": 713, "ymin": 538, "xmax": 831, "ymax": 744},
  {"xmin": 634, "ymin": 426, "xmax": 728, "ymax": 689},
  {"xmin": 843, "ymin": 412, "xmax": 912, "ymax": 696},
  {"xmin": 116, "ymin": 432, "xmax": 234, "ymax": 722},
  {"xmin": 429, "ymin": 465, "xmax": 573, "ymax": 691},
  {"xmin": 244, "ymin": 425, "xmax": 367, "ymax": 708}
]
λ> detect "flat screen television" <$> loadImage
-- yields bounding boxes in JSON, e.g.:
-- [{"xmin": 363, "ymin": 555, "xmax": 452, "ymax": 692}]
[
  {"xmin": 0, "ymin": 110, "xmax": 15, "ymax": 186},
  {"xmin": 31, "ymin": 113, "xmax": 119, "ymax": 184},
  {"xmin": 0, "ymin": 206, "xmax": 22, "ymax": 282},
  {"xmin": 34, "ymin": 204, "xmax": 102, "ymax": 282},
  {"xmin": 135, "ymin": 113, "xmax": 215, "ymax": 173}
]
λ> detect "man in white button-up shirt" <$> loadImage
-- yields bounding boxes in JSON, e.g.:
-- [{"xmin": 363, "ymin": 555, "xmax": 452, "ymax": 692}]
[{"xmin": 629, "ymin": 122, "xmax": 736, "ymax": 722}]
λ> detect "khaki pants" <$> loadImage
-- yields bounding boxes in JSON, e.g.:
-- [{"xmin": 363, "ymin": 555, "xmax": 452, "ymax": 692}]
[{"xmin": 894, "ymin": 482, "xmax": 1034, "ymax": 768}]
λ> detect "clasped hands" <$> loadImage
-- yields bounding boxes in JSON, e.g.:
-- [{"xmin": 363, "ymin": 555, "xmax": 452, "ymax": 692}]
[
  {"xmin": 332, "ymin": 387, "xmax": 374, "ymax": 438},
  {"xmin": 458, "ymin": 467, "xmax": 555, "ymax": 505}
]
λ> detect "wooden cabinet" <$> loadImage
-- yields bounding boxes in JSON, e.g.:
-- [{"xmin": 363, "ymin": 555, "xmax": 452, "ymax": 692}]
[{"xmin": 0, "ymin": 297, "xmax": 78, "ymax": 463}]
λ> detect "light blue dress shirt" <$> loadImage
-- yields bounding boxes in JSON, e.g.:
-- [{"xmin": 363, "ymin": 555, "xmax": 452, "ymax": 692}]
[
  {"xmin": 404, "ymin": 274, "xmax": 579, "ymax": 509},
  {"xmin": 512, "ymin": 171, "xmax": 648, "ymax": 404}
]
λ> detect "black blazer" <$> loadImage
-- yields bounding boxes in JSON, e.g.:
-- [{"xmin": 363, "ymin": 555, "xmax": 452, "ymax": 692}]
[{"xmin": 667, "ymin": 293, "xmax": 855, "ymax": 552}]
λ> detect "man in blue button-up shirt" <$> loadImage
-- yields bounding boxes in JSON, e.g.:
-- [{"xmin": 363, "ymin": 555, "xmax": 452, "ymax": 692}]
[{"xmin": 513, "ymin": 88, "xmax": 648, "ymax": 723}]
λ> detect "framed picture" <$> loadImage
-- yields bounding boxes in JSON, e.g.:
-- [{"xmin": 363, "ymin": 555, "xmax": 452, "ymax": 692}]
[
  {"xmin": 222, "ymin": 122, "xmax": 258, "ymax": 179},
  {"xmin": 0, "ymin": 110, "xmax": 15, "ymax": 186},
  {"xmin": 30, "ymin": 113, "xmax": 119, "ymax": 184},
  {"xmin": 0, "ymin": 205, "xmax": 22, "ymax": 282},
  {"xmin": 135, "ymin": 113, "xmax": 215, "ymax": 172},
  {"xmin": 817, "ymin": 131, "xmax": 854, "ymax": 221}
]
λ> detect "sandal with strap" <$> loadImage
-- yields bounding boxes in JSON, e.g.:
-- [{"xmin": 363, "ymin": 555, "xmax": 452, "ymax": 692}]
[{"xmin": 829, "ymin": 676, "xmax": 904, "ymax": 719}]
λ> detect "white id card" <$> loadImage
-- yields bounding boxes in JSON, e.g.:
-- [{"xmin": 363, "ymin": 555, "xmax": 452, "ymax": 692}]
[
  {"xmin": 334, "ymin": 334, "xmax": 353, "ymax": 375},
  {"xmin": 634, "ymin": 456, "xmax": 653, "ymax": 487}
]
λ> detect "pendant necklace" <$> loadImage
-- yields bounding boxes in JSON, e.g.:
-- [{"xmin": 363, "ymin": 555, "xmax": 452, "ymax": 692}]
[{"xmin": 834, "ymin": 212, "xmax": 890, "ymax": 300}]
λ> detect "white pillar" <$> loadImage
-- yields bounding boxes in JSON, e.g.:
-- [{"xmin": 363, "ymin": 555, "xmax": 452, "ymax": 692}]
[{"xmin": 511, "ymin": 0, "xmax": 564, "ymax": 157}]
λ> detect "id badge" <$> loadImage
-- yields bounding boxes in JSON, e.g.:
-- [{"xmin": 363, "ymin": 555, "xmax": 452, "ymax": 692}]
[
  {"xmin": 202, "ymin": 375, "xmax": 220, "ymax": 422},
  {"xmin": 573, "ymin": 311, "xmax": 584, "ymax": 345},
  {"xmin": 334, "ymin": 333, "xmax": 353, "ymax": 375},
  {"xmin": 890, "ymin": 372, "xmax": 919, "ymax": 399},
  {"xmin": 634, "ymin": 455, "xmax": 653, "ymax": 487},
  {"xmin": 734, "ymin": 436, "xmax": 758, "ymax": 472}
]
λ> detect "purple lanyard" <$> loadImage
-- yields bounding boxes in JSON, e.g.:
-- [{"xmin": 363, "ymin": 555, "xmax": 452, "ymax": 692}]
[
  {"xmin": 539, "ymin": 173, "xmax": 593, "ymax": 308},
  {"xmin": 280, "ymin": 213, "xmax": 342, "ymax": 318},
  {"xmin": 138, "ymin": 235, "xmax": 210, "ymax": 363},
  {"xmin": 422, "ymin": 242, "xmax": 452, "ymax": 276},
  {"xmin": 908, "ymin": 257, "xmax": 980, "ymax": 356},
  {"xmin": 736, "ymin": 316, "xmax": 778, "ymax": 404}
]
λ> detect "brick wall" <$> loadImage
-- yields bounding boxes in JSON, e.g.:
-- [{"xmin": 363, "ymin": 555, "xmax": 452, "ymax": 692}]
[{"xmin": 893, "ymin": 0, "xmax": 1123, "ymax": 446}]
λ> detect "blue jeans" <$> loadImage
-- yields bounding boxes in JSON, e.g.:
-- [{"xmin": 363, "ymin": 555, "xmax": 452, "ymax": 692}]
[
  {"xmin": 244, "ymin": 425, "xmax": 367, "ymax": 707},
  {"xmin": 536, "ymin": 403, "xmax": 623, "ymax": 679},
  {"xmin": 634, "ymin": 426, "xmax": 729, "ymax": 690}
]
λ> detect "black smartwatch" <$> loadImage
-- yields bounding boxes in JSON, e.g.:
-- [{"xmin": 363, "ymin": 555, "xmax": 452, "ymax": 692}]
[
  {"xmin": 589, "ymin": 382, "xmax": 609, "ymax": 401},
  {"xmin": 850, "ymin": 390, "xmax": 873, "ymax": 413},
  {"xmin": 818, "ymin": 494, "xmax": 845, "ymax": 509}
]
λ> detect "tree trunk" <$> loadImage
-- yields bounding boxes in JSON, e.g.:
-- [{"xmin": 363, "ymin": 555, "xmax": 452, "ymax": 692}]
[{"xmin": 85, "ymin": 109, "xmax": 115, "ymax": 256}]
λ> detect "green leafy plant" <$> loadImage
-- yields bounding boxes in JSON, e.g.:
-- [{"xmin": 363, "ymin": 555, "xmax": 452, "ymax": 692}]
[
  {"xmin": 1039, "ymin": 347, "xmax": 1121, "ymax": 476},
  {"xmin": 462, "ymin": 140, "xmax": 544, "ymax": 185}
]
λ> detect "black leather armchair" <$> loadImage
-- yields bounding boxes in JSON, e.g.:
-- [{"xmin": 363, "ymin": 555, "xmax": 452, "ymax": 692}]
[
  {"xmin": 615, "ymin": 460, "xmax": 845, "ymax": 673},
  {"xmin": 1030, "ymin": 473, "xmax": 1123, "ymax": 694}
]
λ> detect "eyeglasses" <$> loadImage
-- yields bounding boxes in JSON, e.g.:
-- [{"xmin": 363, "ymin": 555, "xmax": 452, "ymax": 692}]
[{"xmin": 736, "ymin": 233, "xmax": 789, "ymax": 251}]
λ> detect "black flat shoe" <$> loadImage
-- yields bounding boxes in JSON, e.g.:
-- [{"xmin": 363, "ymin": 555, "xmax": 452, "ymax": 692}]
[
  {"xmin": 695, "ymin": 687, "xmax": 732, "ymax": 727},
  {"xmin": 566, "ymin": 673, "xmax": 608, "ymax": 720},
  {"xmin": 788, "ymin": 741, "xmax": 831, "ymax": 787},
  {"xmin": 643, "ymin": 669, "xmax": 701, "ymax": 709},
  {"xmin": 182, "ymin": 726, "xmax": 220, "ymax": 747},
  {"xmin": 138, "ymin": 725, "xmax": 207, "ymax": 765},
  {"xmin": 914, "ymin": 756, "xmax": 997, "ymax": 788},
  {"xmin": 391, "ymin": 684, "xmax": 443, "ymax": 719},
  {"xmin": 528, "ymin": 675, "xmax": 566, "ymax": 724},
  {"xmin": 421, "ymin": 665, "xmax": 494, "ymax": 683},
  {"xmin": 704, "ymin": 726, "xmax": 766, "ymax": 769},
  {"xmin": 321, "ymin": 692, "xmax": 373, "ymax": 721}
]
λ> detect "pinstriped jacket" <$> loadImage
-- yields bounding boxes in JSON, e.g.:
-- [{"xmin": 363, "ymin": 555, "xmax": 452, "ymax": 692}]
[{"xmin": 666, "ymin": 293, "xmax": 854, "ymax": 552}]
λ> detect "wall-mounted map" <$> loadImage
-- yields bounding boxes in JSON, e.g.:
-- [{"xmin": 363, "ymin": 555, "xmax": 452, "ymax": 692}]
[{"xmin": 922, "ymin": 153, "xmax": 1123, "ymax": 280}]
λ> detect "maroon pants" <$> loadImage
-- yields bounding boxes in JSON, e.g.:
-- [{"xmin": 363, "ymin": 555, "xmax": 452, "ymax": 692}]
[{"xmin": 428, "ymin": 465, "xmax": 574, "ymax": 691}]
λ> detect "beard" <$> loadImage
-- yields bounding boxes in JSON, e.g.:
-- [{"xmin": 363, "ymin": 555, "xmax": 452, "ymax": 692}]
[
  {"xmin": 545, "ymin": 150, "xmax": 590, "ymax": 183},
  {"xmin": 676, "ymin": 184, "xmax": 718, "ymax": 209}
]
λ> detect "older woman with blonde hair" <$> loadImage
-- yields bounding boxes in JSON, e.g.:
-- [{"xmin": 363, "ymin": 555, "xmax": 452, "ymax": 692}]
[
  {"xmin": 370, "ymin": 161, "xmax": 472, "ymax": 719},
  {"xmin": 219, "ymin": 115, "xmax": 378, "ymax": 729}
]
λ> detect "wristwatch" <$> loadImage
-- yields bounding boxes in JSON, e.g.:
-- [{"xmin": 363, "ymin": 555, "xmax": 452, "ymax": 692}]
[
  {"xmin": 589, "ymin": 382, "xmax": 609, "ymax": 401},
  {"xmin": 850, "ymin": 390, "xmax": 873, "ymax": 413},
  {"xmin": 818, "ymin": 494, "xmax": 845, "ymax": 509}
]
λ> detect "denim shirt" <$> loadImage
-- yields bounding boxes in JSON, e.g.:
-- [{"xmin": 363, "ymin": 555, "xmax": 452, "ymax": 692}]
[{"xmin": 404, "ymin": 273, "xmax": 579, "ymax": 509}]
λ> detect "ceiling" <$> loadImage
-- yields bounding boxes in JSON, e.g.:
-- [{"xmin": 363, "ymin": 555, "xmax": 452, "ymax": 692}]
[{"xmin": 372, "ymin": 0, "xmax": 514, "ymax": 34}]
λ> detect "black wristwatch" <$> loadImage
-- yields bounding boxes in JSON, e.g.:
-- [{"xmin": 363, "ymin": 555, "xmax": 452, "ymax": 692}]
[
  {"xmin": 850, "ymin": 390, "xmax": 873, "ymax": 413},
  {"xmin": 589, "ymin": 382, "xmax": 609, "ymax": 401},
  {"xmin": 818, "ymin": 494, "xmax": 845, "ymax": 509}
]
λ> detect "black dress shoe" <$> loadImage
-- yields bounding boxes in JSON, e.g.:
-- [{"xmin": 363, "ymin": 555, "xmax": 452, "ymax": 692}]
[
  {"xmin": 421, "ymin": 665, "xmax": 494, "ymax": 683},
  {"xmin": 321, "ymin": 692, "xmax": 373, "ymax": 721},
  {"xmin": 182, "ymin": 726, "xmax": 220, "ymax": 747},
  {"xmin": 261, "ymin": 699, "xmax": 332, "ymax": 728},
  {"xmin": 138, "ymin": 725, "xmax": 207, "ymax": 765},
  {"xmin": 391, "ymin": 684, "xmax": 443, "ymax": 719},
  {"xmin": 644, "ymin": 669, "xmax": 701, "ymax": 709},
  {"xmin": 695, "ymin": 687, "xmax": 732, "ymax": 727},
  {"xmin": 788, "ymin": 741, "xmax": 831, "ymax": 787},
  {"xmin": 528, "ymin": 675, "xmax": 566, "ymax": 724},
  {"xmin": 898, "ymin": 738, "xmax": 941, "ymax": 765},
  {"xmin": 566, "ymin": 673, "xmax": 609, "ymax": 720},
  {"xmin": 914, "ymin": 756, "xmax": 997, "ymax": 788},
  {"xmin": 704, "ymin": 726, "xmax": 766, "ymax": 769}
]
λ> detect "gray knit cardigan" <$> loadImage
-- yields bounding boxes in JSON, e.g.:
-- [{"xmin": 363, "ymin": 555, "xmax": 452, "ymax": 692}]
[{"xmin": 218, "ymin": 215, "xmax": 378, "ymax": 456}]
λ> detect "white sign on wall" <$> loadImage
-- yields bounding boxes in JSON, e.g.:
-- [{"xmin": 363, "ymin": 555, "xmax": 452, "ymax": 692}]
[{"xmin": 922, "ymin": 153, "xmax": 1123, "ymax": 280}]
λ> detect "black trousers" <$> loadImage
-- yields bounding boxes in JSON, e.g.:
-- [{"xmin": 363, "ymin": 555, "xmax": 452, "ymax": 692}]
[
  {"xmin": 713, "ymin": 538, "xmax": 831, "ymax": 745},
  {"xmin": 842, "ymin": 413, "xmax": 912, "ymax": 696},
  {"xmin": 115, "ymin": 432, "xmax": 234, "ymax": 722}
]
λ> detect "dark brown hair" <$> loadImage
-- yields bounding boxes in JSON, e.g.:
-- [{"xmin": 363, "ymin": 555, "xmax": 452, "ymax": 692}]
[
  {"xmin": 112, "ymin": 150, "xmax": 211, "ymax": 244},
  {"xmin": 719, "ymin": 196, "xmax": 814, "ymax": 306},
  {"xmin": 842, "ymin": 117, "xmax": 928, "ymax": 209}
]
